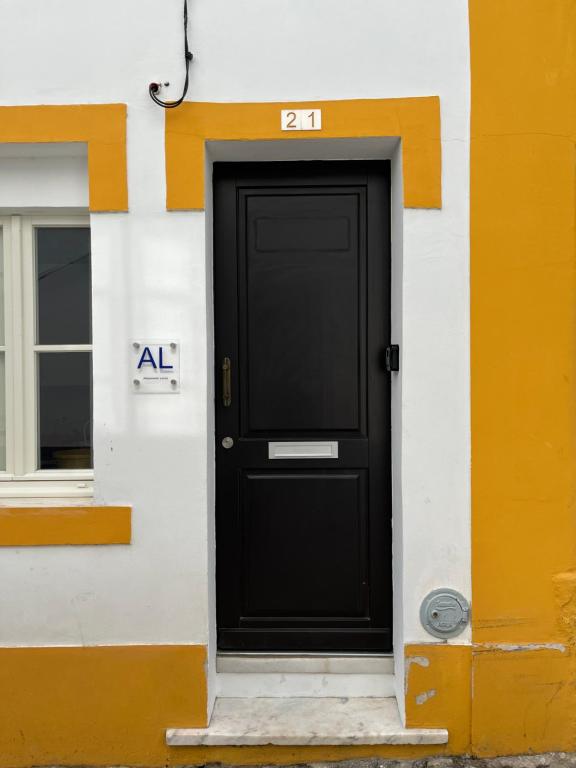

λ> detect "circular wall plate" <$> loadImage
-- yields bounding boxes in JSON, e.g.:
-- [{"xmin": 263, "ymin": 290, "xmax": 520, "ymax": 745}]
[{"xmin": 420, "ymin": 588, "xmax": 470, "ymax": 639}]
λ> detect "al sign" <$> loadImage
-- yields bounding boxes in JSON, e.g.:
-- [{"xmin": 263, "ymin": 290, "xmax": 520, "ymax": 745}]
[{"xmin": 132, "ymin": 341, "xmax": 180, "ymax": 393}]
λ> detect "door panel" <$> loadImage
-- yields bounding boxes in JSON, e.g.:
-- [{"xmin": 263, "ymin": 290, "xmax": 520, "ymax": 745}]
[
  {"xmin": 214, "ymin": 161, "xmax": 391, "ymax": 652},
  {"xmin": 240, "ymin": 471, "xmax": 367, "ymax": 619},
  {"xmin": 241, "ymin": 191, "xmax": 365, "ymax": 435}
]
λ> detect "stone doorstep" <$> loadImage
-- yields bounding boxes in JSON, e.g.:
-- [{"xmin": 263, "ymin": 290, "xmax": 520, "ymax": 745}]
[{"xmin": 166, "ymin": 696, "xmax": 448, "ymax": 746}]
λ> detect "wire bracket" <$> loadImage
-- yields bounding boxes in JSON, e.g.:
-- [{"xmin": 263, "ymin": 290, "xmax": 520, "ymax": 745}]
[{"xmin": 149, "ymin": 0, "xmax": 193, "ymax": 109}]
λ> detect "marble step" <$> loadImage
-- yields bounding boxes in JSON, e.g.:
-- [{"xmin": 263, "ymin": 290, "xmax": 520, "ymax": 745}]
[{"xmin": 166, "ymin": 696, "xmax": 449, "ymax": 746}]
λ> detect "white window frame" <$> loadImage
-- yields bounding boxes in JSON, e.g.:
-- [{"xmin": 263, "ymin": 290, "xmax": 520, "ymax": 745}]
[{"xmin": 0, "ymin": 214, "xmax": 93, "ymax": 500}]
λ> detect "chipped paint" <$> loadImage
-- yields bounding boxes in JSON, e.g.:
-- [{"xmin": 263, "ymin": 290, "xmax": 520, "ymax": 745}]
[
  {"xmin": 553, "ymin": 571, "xmax": 576, "ymax": 646},
  {"xmin": 415, "ymin": 689, "xmax": 437, "ymax": 705},
  {"xmin": 405, "ymin": 644, "xmax": 472, "ymax": 754},
  {"xmin": 476, "ymin": 643, "xmax": 566, "ymax": 653},
  {"xmin": 404, "ymin": 655, "xmax": 430, "ymax": 694}
]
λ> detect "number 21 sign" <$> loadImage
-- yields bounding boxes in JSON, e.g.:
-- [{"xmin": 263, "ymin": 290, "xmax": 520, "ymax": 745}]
[{"xmin": 281, "ymin": 109, "xmax": 322, "ymax": 131}]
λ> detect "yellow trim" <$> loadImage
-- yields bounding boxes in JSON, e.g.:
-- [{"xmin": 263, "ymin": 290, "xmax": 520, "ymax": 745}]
[
  {"xmin": 470, "ymin": 0, "xmax": 576, "ymax": 756},
  {"xmin": 0, "ymin": 505, "xmax": 131, "ymax": 545},
  {"xmin": 0, "ymin": 104, "xmax": 128, "ymax": 212},
  {"xmin": 165, "ymin": 98, "xmax": 441, "ymax": 210}
]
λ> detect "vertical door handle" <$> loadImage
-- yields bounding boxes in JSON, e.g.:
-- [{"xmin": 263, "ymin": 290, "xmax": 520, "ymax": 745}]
[{"xmin": 222, "ymin": 357, "xmax": 232, "ymax": 407}]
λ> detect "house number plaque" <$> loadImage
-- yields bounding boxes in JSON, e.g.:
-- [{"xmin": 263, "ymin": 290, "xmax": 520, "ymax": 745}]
[{"xmin": 281, "ymin": 109, "xmax": 322, "ymax": 131}]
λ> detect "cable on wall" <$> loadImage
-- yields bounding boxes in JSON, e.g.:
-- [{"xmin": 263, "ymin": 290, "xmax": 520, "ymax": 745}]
[{"xmin": 148, "ymin": 0, "xmax": 193, "ymax": 108}]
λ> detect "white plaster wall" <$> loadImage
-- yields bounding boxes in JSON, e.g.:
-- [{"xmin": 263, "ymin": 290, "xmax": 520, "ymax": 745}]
[
  {"xmin": 0, "ymin": 0, "xmax": 470, "ymax": 662},
  {"xmin": 0, "ymin": 145, "xmax": 88, "ymax": 211}
]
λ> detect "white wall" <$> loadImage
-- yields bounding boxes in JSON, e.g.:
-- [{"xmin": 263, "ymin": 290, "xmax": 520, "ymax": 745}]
[
  {"xmin": 0, "ymin": 144, "xmax": 88, "ymax": 211},
  {"xmin": 0, "ymin": 0, "xmax": 471, "ymax": 669}
]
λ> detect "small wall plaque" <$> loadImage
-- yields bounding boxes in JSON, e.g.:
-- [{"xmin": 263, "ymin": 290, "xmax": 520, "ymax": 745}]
[{"xmin": 132, "ymin": 341, "xmax": 180, "ymax": 393}]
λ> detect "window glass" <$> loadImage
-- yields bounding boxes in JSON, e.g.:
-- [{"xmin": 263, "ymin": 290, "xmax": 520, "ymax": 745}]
[
  {"xmin": 36, "ymin": 228, "xmax": 91, "ymax": 344},
  {"xmin": 37, "ymin": 352, "xmax": 92, "ymax": 470},
  {"xmin": 0, "ymin": 353, "xmax": 5, "ymax": 471},
  {"xmin": 0, "ymin": 230, "xmax": 5, "ymax": 470},
  {"xmin": 0, "ymin": 228, "xmax": 4, "ymax": 346}
]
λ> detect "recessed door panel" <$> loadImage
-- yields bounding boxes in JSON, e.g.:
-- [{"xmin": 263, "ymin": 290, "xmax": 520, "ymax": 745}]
[
  {"xmin": 240, "ymin": 471, "xmax": 367, "ymax": 619},
  {"xmin": 243, "ymin": 193, "xmax": 363, "ymax": 434}
]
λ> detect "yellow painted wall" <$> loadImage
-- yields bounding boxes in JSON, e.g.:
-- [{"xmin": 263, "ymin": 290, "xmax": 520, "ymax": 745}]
[
  {"xmin": 469, "ymin": 0, "xmax": 576, "ymax": 755},
  {"xmin": 0, "ymin": 645, "xmax": 207, "ymax": 767}
]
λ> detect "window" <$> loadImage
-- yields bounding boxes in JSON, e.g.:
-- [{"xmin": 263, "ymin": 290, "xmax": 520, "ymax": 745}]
[{"xmin": 0, "ymin": 215, "xmax": 93, "ymax": 499}]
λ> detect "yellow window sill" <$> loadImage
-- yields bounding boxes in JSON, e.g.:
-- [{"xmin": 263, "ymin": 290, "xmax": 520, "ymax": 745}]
[{"xmin": 0, "ymin": 505, "xmax": 131, "ymax": 546}]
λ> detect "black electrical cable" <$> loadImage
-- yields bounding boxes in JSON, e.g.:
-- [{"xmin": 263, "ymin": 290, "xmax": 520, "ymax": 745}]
[{"xmin": 149, "ymin": 0, "xmax": 193, "ymax": 108}]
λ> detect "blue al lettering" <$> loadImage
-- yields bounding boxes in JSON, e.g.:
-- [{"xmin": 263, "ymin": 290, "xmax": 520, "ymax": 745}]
[
  {"xmin": 137, "ymin": 346, "xmax": 157, "ymax": 369},
  {"xmin": 159, "ymin": 347, "xmax": 173, "ymax": 370}
]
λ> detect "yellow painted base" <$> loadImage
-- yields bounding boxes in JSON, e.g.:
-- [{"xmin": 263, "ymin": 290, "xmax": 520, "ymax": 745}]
[
  {"xmin": 405, "ymin": 643, "xmax": 576, "ymax": 758},
  {"xmin": 1, "ymin": 642, "xmax": 575, "ymax": 765},
  {"xmin": 0, "ymin": 643, "xmax": 453, "ymax": 767},
  {"xmin": 0, "ymin": 645, "xmax": 207, "ymax": 767},
  {"xmin": 168, "ymin": 744, "xmax": 450, "ymax": 765},
  {"xmin": 405, "ymin": 644, "xmax": 471, "ymax": 755},
  {"xmin": 472, "ymin": 645, "xmax": 576, "ymax": 756}
]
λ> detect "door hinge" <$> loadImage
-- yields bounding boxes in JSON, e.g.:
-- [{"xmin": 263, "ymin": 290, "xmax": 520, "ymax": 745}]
[{"xmin": 385, "ymin": 344, "xmax": 400, "ymax": 372}]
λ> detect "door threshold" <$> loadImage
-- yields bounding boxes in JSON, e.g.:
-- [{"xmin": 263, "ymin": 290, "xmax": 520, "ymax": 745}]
[
  {"xmin": 167, "ymin": 696, "xmax": 448, "ymax": 746},
  {"xmin": 215, "ymin": 653, "xmax": 395, "ymax": 697},
  {"xmin": 216, "ymin": 652, "xmax": 394, "ymax": 675}
]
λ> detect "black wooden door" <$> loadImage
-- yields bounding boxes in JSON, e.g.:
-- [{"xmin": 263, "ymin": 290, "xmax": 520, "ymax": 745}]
[{"xmin": 214, "ymin": 161, "xmax": 392, "ymax": 652}]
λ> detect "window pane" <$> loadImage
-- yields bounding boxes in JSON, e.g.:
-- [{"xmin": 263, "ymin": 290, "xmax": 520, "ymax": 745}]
[
  {"xmin": 0, "ymin": 353, "xmax": 5, "ymax": 471},
  {"xmin": 38, "ymin": 352, "xmax": 92, "ymax": 470},
  {"xmin": 36, "ymin": 228, "xmax": 91, "ymax": 344},
  {"xmin": 0, "ymin": 227, "xmax": 5, "ymax": 344}
]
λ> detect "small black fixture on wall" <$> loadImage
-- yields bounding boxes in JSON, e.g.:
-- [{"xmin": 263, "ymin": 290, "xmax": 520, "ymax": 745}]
[
  {"xmin": 386, "ymin": 345, "xmax": 400, "ymax": 372},
  {"xmin": 149, "ymin": 0, "xmax": 193, "ymax": 109}
]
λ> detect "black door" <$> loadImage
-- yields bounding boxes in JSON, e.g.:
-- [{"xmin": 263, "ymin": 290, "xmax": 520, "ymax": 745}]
[{"xmin": 214, "ymin": 161, "xmax": 392, "ymax": 652}]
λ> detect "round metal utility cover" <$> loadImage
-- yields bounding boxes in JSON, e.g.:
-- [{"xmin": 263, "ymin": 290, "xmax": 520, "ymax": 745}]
[{"xmin": 420, "ymin": 589, "xmax": 470, "ymax": 639}]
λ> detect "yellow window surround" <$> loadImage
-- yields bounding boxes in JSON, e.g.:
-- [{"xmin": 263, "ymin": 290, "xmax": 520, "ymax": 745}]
[
  {"xmin": 165, "ymin": 97, "xmax": 442, "ymax": 210},
  {"xmin": 0, "ymin": 104, "xmax": 129, "ymax": 546},
  {"xmin": 0, "ymin": 104, "xmax": 128, "ymax": 212}
]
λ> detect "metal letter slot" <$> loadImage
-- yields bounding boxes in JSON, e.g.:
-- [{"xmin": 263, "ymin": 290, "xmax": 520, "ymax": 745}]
[
  {"xmin": 268, "ymin": 441, "xmax": 339, "ymax": 460},
  {"xmin": 222, "ymin": 357, "xmax": 231, "ymax": 407}
]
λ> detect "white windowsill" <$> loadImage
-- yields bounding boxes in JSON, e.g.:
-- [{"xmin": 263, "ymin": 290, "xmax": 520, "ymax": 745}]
[
  {"xmin": 0, "ymin": 477, "xmax": 94, "ymax": 503},
  {"xmin": 0, "ymin": 470, "xmax": 93, "ymax": 481}
]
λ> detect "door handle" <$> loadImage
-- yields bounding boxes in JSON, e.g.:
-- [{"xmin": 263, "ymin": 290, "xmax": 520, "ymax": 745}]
[{"xmin": 222, "ymin": 357, "xmax": 232, "ymax": 407}]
